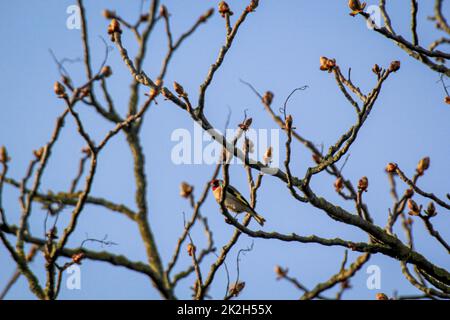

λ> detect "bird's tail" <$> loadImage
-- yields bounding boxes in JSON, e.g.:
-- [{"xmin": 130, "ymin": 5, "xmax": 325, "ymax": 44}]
[{"xmin": 248, "ymin": 208, "xmax": 266, "ymax": 226}]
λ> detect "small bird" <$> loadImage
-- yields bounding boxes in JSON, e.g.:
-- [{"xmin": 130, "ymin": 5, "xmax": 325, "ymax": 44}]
[{"xmin": 210, "ymin": 179, "xmax": 266, "ymax": 226}]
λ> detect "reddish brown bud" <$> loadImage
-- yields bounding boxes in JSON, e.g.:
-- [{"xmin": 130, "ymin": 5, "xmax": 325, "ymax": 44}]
[
  {"xmin": 348, "ymin": 0, "xmax": 366, "ymax": 16},
  {"xmin": 0, "ymin": 146, "xmax": 10, "ymax": 163},
  {"xmin": 33, "ymin": 147, "xmax": 45, "ymax": 161},
  {"xmin": 229, "ymin": 281, "xmax": 245, "ymax": 297},
  {"xmin": 107, "ymin": 19, "xmax": 122, "ymax": 40},
  {"xmin": 246, "ymin": 0, "xmax": 259, "ymax": 12},
  {"xmin": 334, "ymin": 177, "xmax": 344, "ymax": 193},
  {"xmin": 372, "ymin": 64, "xmax": 381, "ymax": 75},
  {"xmin": 187, "ymin": 243, "xmax": 196, "ymax": 257},
  {"xmin": 262, "ymin": 91, "xmax": 274, "ymax": 106},
  {"xmin": 385, "ymin": 162, "xmax": 397, "ymax": 173},
  {"xmin": 274, "ymin": 265, "xmax": 288, "ymax": 279},
  {"xmin": 263, "ymin": 147, "xmax": 273, "ymax": 165},
  {"xmin": 425, "ymin": 202, "xmax": 437, "ymax": 217},
  {"xmin": 445, "ymin": 96, "xmax": 450, "ymax": 105},
  {"xmin": 173, "ymin": 81, "xmax": 187, "ymax": 98},
  {"xmin": 109, "ymin": 18, "xmax": 121, "ymax": 32},
  {"xmin": 180, "ymin": 182, "xmax": 193, "ymax": 198},
  {"xmin": 72, "ymin": 252, "xmax": 85, "ymax": 264},
  {"xmin": 159, "ymin": 5, "xmax": 169, "ymax": 18},
  {"xmin": 101, "ymin": 65, "xmax": 112, "ymax": 78},
  {"xmin": 239, "ymin": 118, "xmax": 253, "ymax": 131},
  {"xmin": 53, "ymin": 81, "xmax": 66, "ymax": 98},
  {"xmin": 285, "ymin": 115, "xmax": 293, "ymax": 131},
  {"xmin": 358, "ymin": 176, "xmax": 369, "ymax": 192},
  {"xmin": 348, "ymin": 0, "xmax": 366, "ymax": 11},
  {"xmin": 388, "ymin": 60, "xmax": 401, "ymax": 72},
  {"xmin": 407, "ymin": 199, "xmax": 420, "ymax": 216},
  {"xmin": 319, "ymin": 56, "xmax": 336, "ymax": 72},
  {"xmin": 416, "ymin": 157, "xmax": 430, "ymax": 176},
  {"xmin": 376, "ymin": 293, "xmax": 389, "ymax": 300},
  {"xmin": 218, "ymin": 1, "xmax": 233, "ymax": 18},
  {"xmin": 102, "ymin": 10, "xmax": 116, "ymax": 19}
]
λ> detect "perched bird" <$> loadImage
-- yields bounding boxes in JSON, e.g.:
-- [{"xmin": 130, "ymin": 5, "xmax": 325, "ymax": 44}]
[{"xmin": 210, "ymin": 179, "xmax": 266, "ymax": 226}]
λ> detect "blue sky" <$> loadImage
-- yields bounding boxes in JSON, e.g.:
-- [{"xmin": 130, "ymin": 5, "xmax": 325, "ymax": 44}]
[{"xmin": 0, "ymin": 0, "xmax": 449, "ymax": 299}]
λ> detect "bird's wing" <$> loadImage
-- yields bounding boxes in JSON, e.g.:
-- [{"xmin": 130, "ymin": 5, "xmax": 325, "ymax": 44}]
[{"xmin": 226, "ymin": 184, "xmax": 252, "ymax": 208}]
